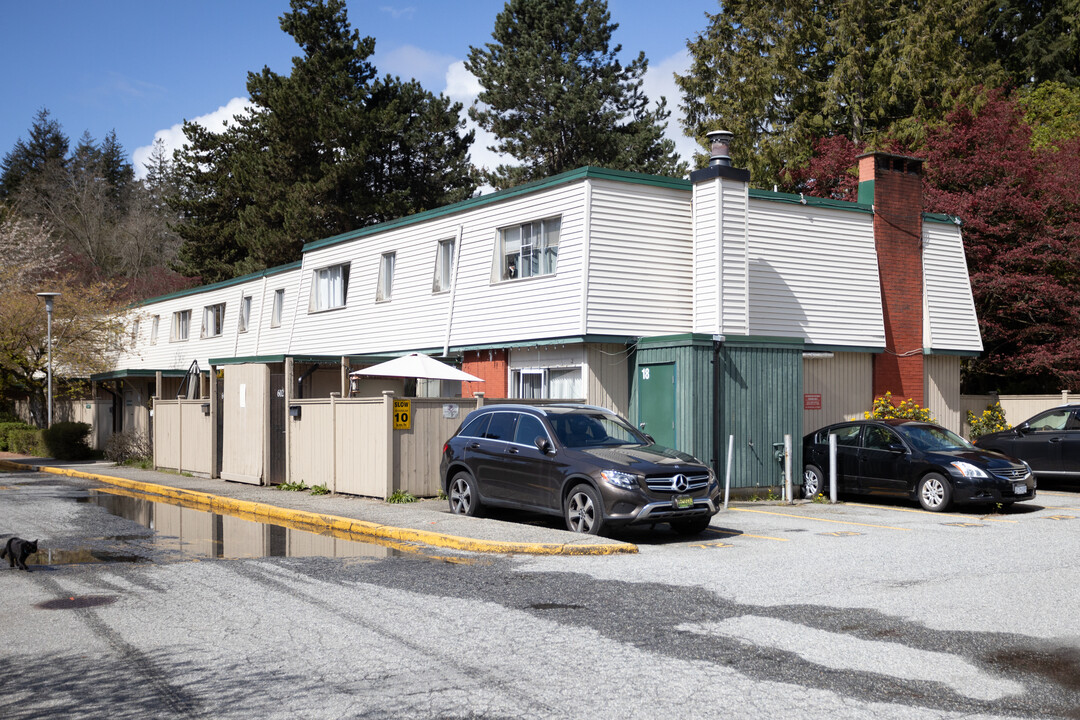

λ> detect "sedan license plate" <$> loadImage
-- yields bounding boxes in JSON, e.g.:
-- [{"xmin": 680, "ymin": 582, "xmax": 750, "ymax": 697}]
[
  {"xmin": 1013, "ymin": 482, "xmax": 1028, "ymax": 495},
  {"xmin": 673, "ymin": 495, "xmax": 694, "ymax": 510}
]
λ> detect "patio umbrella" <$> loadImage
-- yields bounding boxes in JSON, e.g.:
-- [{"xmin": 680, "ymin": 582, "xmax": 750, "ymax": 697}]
[{"xmin": 348, "ymin": 353, "xmax": 484, "ymax": 382}]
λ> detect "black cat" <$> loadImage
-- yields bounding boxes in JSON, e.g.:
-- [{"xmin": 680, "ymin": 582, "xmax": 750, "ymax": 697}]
[{"xmin": 1, "ymin": 537, "xmax": 38, "ymax": 571}]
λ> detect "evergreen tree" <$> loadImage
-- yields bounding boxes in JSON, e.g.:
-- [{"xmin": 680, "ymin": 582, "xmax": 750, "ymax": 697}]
[
  {"xmin": 466, "ymin": 0, "xmax": 683, "ymax": 189},
  {"xmin": 676, "ymin": 0, "xmax": 1007, "ymax": 186},
  {"xmin": 172, "ymin": 0, "xmax": 476, "ymax": 279},
  {"xmin": 0, "ymin": 108, "xmax": 69, "ymax": 200}
]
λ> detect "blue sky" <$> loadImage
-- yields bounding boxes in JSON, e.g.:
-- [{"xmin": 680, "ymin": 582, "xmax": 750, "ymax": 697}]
[{"xmin": 2, "ymin": 1, "xmax": 718, "ymax": 179}]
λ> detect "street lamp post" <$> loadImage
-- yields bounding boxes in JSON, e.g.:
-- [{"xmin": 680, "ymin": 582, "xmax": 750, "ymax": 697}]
[{"xmin": 36, "ymin": 292, "xmax": 61, "ymax": 428}]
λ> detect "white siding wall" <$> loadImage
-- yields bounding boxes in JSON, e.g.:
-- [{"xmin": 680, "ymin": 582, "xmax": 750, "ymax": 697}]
[
  {"xmin": 692, "ymin": 180, "xmax": 719, "ymax": 334},
  {"xmin": 290, "ymin": 182, "xmax": 589, "ymax": 355},
  {"xmin": 924, "ymin": 353, "xmax": 962, "ymax": 433},
  {"xmin": 582, "ymin": 179, "xmax": 694, "ymax": 335},
  {"xmin": 922, "ymin": 220, "xmax": 982, "ymax": 352},
  {"xmin": 720, "ymin": 180, "xmax": 751, "ymax": 335},
  {"xmin": 747, "ymin": 200, "xmax": 884, "ymax": 346},
  {"xmin": 115, "ymin": 268, "xmax": 298, "ymax": 371},
  {"xmin": 803, "ymin": 351, "xmax": 874, "ymax": 430}
]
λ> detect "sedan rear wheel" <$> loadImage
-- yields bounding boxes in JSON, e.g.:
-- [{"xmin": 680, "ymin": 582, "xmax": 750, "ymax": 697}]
[
  {"xmin": 565, "ymin": 484, "xmax": 604, "ymax": 535},
  {"xmin": 918, "ymin": 472, "xmax": 952, "ymax": 512},
  {"xmin": 803, "ymin": 464, "xmax": 824, "ymax": 499},
  {"xmin": 448, "ymin": 471, "xmax": 482, "ymax": 517}
]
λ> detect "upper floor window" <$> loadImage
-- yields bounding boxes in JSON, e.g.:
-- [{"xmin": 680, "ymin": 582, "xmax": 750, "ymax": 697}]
[
  {"xmin": 497, "ymin": 217, "xmax": 560, "ymax": 281},
  {"xmin": 311, "ymin": 263, "xmax": 350, "ymax": 312},
  {"xmin": 202, "ymin": 303, "xmax": 225, "ymax": 338},
  {"xmin": 238, "ymin": 296, "xmax": 252, "ymax": 333},
  {"xmin": 377, "ymin": 252, "xmax": 396, "ymax": 302},
  {"xmin": 171, "ymin": 310, "xmax": 191, "ymax": 342},
  {"xmin": 131, "ymin": 319, "xmax": 140, "ymax": 343},
  {"xmin": 150, "ymin": 315, "xmax": 159, "ymax": 345},
  {"xmin": 271, "ymin": 289, "xmax": 285, "ymax": 328},
  {"xmin": 433, "ymin": 238, "xmax": 455, "ymax": 293}
]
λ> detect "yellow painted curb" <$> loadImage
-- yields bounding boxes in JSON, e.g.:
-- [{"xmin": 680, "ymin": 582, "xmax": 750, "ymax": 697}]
[{"xmin": 0, "ymin": 460, "xmax": 638, "ymax": 556}]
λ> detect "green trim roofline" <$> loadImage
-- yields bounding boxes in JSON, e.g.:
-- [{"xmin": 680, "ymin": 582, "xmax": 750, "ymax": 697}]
[
  {"xmin": 923, "ymin": 212, "xmax": 964, "ymax": 226},
  {"xmin": 91, "ymin": 369, "xmax": 192, "ymax": 381},
  {"xmin": 302, "ymin": 167, "xmax": 690, "ymax": 253},
  {"xmin": 748, "ymin": 188, "xmax": 874, "ymax": 215},
  {"xmin": 129, "ymin": 261, "xmax": 302, "ymax": 309}
]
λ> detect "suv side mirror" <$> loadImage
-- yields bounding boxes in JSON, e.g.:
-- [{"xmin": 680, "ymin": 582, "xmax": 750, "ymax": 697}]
[
  {"xmin": 535, "ymin": 436, "xmax": 554, "ymax": 454},
  {"xmin": 1016, "ymin": 422, "xmax": 1030, "ymax": 434},
  {"xmin": 888, "ymin": 442, "xmax": 906, "ymax": 453}
]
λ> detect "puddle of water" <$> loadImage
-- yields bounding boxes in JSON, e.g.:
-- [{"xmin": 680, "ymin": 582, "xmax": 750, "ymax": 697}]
[{"xmin": 28, "ymin": 485, "xmax": 472, "ymax": 567}]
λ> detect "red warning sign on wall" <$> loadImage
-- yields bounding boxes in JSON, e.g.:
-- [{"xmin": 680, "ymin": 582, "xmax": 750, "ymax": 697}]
[{"xmin": 804, "ymin": 394, "xmax": 822, "ymax": 410}]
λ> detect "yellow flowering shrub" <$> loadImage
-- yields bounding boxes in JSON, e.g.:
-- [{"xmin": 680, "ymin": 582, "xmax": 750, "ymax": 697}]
[
  {"xmin": 966, "ymin": 402, "xmax": 1010, "ymax": 440},
  {"xmin": 863, "ymin": 392, "xmax": 936, "ymax": 422}
]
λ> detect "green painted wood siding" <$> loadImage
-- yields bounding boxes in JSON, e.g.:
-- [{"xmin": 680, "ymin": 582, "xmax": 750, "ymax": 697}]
[{"xmin": 718, "ymin": 344, "xmax": 804, "ymax": 489}]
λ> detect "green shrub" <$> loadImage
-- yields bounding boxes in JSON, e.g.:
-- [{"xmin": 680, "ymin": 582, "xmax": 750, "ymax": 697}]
[
  {"xmin": 387, "ymin": 490, "xmax": 418, "ymax": 504},
  {"xmin": 310, "ymin": 483, "xmax": 330, "ymax": 496},
  {"xmin": 864, "ymin": 392, "xmax": 935, "ymax": 422},
  {"xmin": 104, "ymin": 429, "xmax": 152, "ymax": 465},
  {"xmin": 42, "ymin": 421, "xmax": 93, "ymax": 460},
  {"xmin": 0, "ymin": 421, "xmax": 34, "ymax": 452},
  {"xmin": 7, "ymin": 428, "xmax": 44, "ymax": 456},
  {"xmin": 967, "ymin": 402, "xmax": 1010, "ymax": 440}
]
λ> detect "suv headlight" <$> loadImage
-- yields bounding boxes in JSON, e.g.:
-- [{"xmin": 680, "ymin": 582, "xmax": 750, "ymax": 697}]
[
  {"xmin": 600, "ymin": 469, "xmax": 638, "ymax": 489},
  {"xmin": 950, "ymin": 461, "xmax": 988, "ymax": 478}
]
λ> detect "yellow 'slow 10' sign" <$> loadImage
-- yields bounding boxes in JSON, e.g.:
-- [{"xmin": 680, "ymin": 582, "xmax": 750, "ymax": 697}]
[{"xmin": 393, "ymin": 399, "xmax": 412, "ymax": 430}]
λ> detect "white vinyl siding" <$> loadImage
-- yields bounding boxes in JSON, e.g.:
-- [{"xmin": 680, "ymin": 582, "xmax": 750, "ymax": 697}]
[
  {"xmin": 924, "ymin": 353, "xmax": 962, "ymax": 433},
  {"xmin": 747, "ymin": 199, "xmax": 884, "ymax": 347},
  {"xmin": 310, "ymin": 263, "xmax": 350, "ymax": 312},
  {"xmin": 289, "ymin": 181, "xmax": 587, "ymax": 357},
  {"xmin": 922, "ymin": 220, "xmax": 982, "ymax": 352},
  {"xmin": 692, "ymin": 180, "xmax": 719, "ymax": 333},
  {"xmin": 586, "ymin": 179, "xmax": 694, "ymax": 335}
]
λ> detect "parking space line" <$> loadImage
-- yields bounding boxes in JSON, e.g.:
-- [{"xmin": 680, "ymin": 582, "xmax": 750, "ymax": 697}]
[
  {"xmin": 731, "ymin": 508, "xmax": 911, "ymax": 531},
  {"xmin": 1039, "ymin": 490, "xmax": 1080, "ymax": 497},
  {"xmin": 704, "ymin": 529, "xmax": 790, "ymax": 542},
  {"xmin": 844, "ymin": 502, "xmax": 1018, "ymax": 523}
]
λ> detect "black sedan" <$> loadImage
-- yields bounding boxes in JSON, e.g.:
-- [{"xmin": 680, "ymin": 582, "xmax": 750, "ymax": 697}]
[
  {"xmin": 439, "ymin": 403, "xmax": 721, "ymax": 535},
  {"xmin": 803, "ymin": 419, "xmax": 1035, "ymax": 511},
  {"xmin": 974, "ymin": 404, "xmax": 1080, "ymax": 479}
]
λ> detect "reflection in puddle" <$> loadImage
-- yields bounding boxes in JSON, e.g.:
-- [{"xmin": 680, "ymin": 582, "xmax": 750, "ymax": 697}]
[{"xmin": 35, "ymin": 486, "xmax": 464, "ymax": 567}]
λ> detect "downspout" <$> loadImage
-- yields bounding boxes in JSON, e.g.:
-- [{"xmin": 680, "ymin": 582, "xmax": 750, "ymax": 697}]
[
  {"xmin": 443, "ymin": 224, "xmax": 464, "ymax": 357},
  {"xmin": 296, "ymin": 363, "xmax": 320, "ymax": 399}
]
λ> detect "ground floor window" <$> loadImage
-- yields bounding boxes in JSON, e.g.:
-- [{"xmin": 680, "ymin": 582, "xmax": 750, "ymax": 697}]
[{"xmin": 510, "ymin": 366, "xmax": 582, "ymax": 400}]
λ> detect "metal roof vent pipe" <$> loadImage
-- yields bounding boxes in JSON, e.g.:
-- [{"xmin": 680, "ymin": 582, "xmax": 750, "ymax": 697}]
[{"xmin": 707, "ymin": 130, "xmax": 734, "ymax": 167}]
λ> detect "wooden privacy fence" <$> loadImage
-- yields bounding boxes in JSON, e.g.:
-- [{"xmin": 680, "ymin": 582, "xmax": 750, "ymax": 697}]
[
  {"xmin": 287, "ymin": 394, "xmax": 585, "ymax": 499},
  {"xmin": 153, "ymin": 399, "xmax": 213, "ymax": 475},
  {"xmin": 960, "ymin": 391, "xmax": 1080, "ymax": 436},
  {"xmin": 287, "ymin": 392, "xmax": 472, "ymax": 498}
]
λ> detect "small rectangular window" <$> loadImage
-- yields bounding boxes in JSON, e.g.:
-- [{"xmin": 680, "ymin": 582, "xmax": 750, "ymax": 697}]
[
  {"xmin": 497, "ymin": 217, "xmax": 560, "ymax": 281},
  {"xmin": 310, "ymin": 263, "xmax": 350, "ymax": 311},
  {"xmin": 131, "ymin": 319, "xmax": 140, "ymax": 343},
  {"xmin": 238, "ymin": 296, "xmax": 252, "ymax": 333},
  {"xmin": 150, "ymin": 315, "xmax": 159, "ymax": 345},
  {"xmin": 201, "ymin": 303, "xmax": 225, "ymax": 338},
  {"xmin": 271, "ymin": 289, "xmax": 284, "ymax": 328},
  {"xmin": 377, "ymin": 252, "xmax": 396, "ymax": 302},
  {"xmin": 433, "ymin": 238, "xmax": 455, "ymax": 293},
  {"xmin": 171, "ymin": 310, "xmax": 191, "ymax": 342}
]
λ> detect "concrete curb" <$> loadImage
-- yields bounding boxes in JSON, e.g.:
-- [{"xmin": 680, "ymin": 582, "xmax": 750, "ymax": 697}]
[{"xmin": 0, "ymin": 459, "xmax": 638, "ymax": 556}]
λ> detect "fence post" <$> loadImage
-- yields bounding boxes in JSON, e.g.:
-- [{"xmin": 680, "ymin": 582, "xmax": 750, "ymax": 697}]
[
  {"xmin": 474, "ymin": 391, "xmax": 485, "ymax": 409},
  {"xmin": 784, "ymin": 434, "xmax": 793, "ymax": 504},
  {"xmin": 382, "ymin": 391, "xmax": 395, "ymax": 499},
  {"xmin": 330, "ymin": 392, "xmax": 339, "ymax": 494},
  {"xmin": 177, "ymin": 401, "xmax": 184, "ymax": 475}
]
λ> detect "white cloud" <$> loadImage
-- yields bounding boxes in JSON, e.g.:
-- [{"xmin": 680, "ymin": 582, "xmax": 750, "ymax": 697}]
[
  {"xmin": 132, "ymin": 97, "xmax": 253, "ymax": 179},
  {"xmin": 444, "ymin": 60, "xmax": 481, "ymax": 102},
  {"xmin": 378, "ymin": 45, "xmax": 458, "ymax": 90},
  {"xmin": 641, "ymin": 49, "xmax": 701, "ymax": 166}
]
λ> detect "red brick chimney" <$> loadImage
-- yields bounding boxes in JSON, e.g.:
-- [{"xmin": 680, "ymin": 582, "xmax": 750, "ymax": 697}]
[{"xmin": 858, "ymin": 153, "xmax": 925, "ymax": 405}]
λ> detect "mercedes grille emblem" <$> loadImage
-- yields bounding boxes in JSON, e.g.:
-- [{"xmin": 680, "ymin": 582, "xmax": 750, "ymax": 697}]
[{"xmin": 672, "ymin": 474, "xmax": 689, "ymax": 492}]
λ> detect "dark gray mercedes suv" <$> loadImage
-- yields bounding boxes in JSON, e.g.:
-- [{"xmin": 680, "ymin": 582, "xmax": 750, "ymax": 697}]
[{"xmin": 439, "ymin": 404, "xmax": 721, "ymax": 536}]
